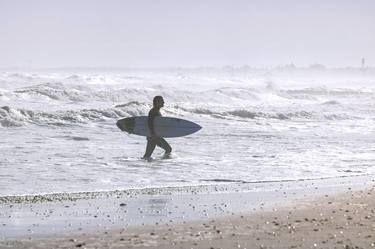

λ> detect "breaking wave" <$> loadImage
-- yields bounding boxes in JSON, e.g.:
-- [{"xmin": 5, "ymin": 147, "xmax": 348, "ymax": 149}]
[
  {"xmin": 1, "ymin": 73, "xmax": 373, "ymax": 128},
  {"xmin": 0, "ymin": 102, "xmax": 149, "ymax": 127},
  {"xmin": 2, "ymin": 78, "xmax": 375, "ymax": 107},
  {"xmin": 9, "ymin": 83, "xmax": 154, "ymax": 102},
  {"xmin": 3, "ymin": 84, "xmax": 267, "ymax": 105},
  {"xmin": 190, "ymin": 109, "xmax": 359, "ymax": 121},
  {"xmin": 0, "ymin": 103, "xmax": 362, "ymax": 128}
]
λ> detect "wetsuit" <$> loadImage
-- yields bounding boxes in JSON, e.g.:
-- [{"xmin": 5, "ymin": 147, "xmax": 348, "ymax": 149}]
[{"xmin": 143, "ymin": 107, "xmax": 172, "ymax": 158}]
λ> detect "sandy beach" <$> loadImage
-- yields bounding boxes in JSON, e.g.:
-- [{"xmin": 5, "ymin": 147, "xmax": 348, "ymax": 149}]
[{"xmin": 1, "ymin": 175, "xmax": 375, "ymax": 249}]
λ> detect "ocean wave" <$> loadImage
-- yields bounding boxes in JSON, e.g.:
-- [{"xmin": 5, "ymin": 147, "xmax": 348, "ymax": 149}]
[
  {"xmin": 10, "ymin": 83, "xmax": 154, "ymax": 102},
  {"xmin": 174, "ymin": 105, "xmax": 360, "ymax": 121},
  {"xmin": 210, "ymin": 87, "xmax": 260, "ymax": 100},
  {"xmin": 0, "ymin": 102, "xmax": 363, "ymax": 128},
  {"xmin": 226, "ymin": 110, "xmax": 315, "ymax": 120},
  {"xmin": 1, "ymin": 82, "xmax": 301, "ymax": 104},
  {"xmin": 8, "ymin": 84, "xmax": 255, "ymax": 103},
  {"xmin": 4, "ymin": 78, "xmax": 375, "ymax": 106},
  {"xmin": 13, "ymin": 82, "xmax": 87, "ymax": 101},
  {"xmin": 182, "ymin": 107, "xmax": 360, "ymax": 121},
  {"xmin": 285, "ymin": 87, "xmax": 375, "ymax": 96},
  {"xmin": 0, "ymin": 102, "xmax": 150, "ymax": 127},
  {"xmin": 4, "ymin": 84, "xmax": 266, "ymax": 106}
]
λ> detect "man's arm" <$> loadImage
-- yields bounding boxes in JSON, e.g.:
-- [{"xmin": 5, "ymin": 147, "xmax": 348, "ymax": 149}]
[{"xmin": 148, "ymin": 110, "xmax": 156, "ymax": 137}]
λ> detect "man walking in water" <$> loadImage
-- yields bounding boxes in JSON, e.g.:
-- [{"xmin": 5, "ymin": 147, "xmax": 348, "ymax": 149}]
[{"xmin": 142, "ymin": 96, "xmax": 172, "ymax": 160}]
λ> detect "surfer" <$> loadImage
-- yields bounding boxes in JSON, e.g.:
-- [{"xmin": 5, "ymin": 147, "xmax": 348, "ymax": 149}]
[{"xmin": 142, "ymin": 96, "xmax": 172, "ymax": 160}]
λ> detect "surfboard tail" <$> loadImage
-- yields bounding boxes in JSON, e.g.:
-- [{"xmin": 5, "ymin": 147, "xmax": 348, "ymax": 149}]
[
  {"xmin": 117, "ymin": 117, "xmax": 135, "ymax": 133},
  {"xmin": 116, "ymin": 120, "xmax": 123, "ymax": 130}
]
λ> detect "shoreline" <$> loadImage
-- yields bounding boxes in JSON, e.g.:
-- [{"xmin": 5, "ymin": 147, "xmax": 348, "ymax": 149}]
[
  {"xmin": 1, "ymin": 173, "xmax": 373, "ymax": 204},
  {"xmin": 1, "ymin": 174, "xmax": 375, "ymax": 248}
]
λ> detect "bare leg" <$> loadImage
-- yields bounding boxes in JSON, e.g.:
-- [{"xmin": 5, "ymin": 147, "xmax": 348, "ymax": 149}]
[
  {"xmin": 143, "ymin": 137, "xmax": 156, "ymax": 159},
  {"xmin": 155, "ymin": 137, "xmax": 172, "ymax": 156}
]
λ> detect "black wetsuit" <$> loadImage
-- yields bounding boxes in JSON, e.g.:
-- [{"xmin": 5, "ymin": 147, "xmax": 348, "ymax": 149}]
[{"xmin": 143, "ymin": 107, "xmax": 172, "ymax": 158}]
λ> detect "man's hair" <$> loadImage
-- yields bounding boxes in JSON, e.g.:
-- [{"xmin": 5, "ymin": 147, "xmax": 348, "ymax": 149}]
[{"xmin": 153, "ymin": 96, "xmax": 163, "ymax": 106}]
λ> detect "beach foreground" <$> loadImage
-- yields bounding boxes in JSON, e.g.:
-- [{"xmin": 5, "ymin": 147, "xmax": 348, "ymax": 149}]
[{"xmin": 1, "ymin": 180, "xmax": 375, "ymax": 249}]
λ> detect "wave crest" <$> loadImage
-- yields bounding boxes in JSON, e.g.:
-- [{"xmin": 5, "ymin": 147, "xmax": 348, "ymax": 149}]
[{"xmin": 0, "ymin": 102, "xmax": 150, "ymax": 127}]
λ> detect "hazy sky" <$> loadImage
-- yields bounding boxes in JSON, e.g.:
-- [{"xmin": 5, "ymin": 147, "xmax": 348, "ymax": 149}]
[{"xmin": 1, "ymin": 0, "xmax": 374, "ymax": 68}]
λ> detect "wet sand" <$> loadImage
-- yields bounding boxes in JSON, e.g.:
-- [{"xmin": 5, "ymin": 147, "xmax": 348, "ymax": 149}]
[{"xmin": 1, "ymin": 176, "xmax": 375, "ymax": 248}]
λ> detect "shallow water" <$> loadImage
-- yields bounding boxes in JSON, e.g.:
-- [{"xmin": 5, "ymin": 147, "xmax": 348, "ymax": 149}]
[{"xmin": 1, "ymin": 69, "xmax": 375, "ymax": 196}]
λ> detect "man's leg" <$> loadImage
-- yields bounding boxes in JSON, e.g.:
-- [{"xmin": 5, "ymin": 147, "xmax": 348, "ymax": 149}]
[
  {"xmin": 143, "ymin": 137, "xmax": 156, "ymax": 158},
  {"xmin": 155, "ymin": 137, "xmax": 172, "ymax": 155}
]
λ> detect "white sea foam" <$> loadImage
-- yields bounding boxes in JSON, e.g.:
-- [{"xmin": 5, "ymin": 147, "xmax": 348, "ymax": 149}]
[{"xmin": 1, "ymin": 69, "xmax": 375, "ymax": 196}]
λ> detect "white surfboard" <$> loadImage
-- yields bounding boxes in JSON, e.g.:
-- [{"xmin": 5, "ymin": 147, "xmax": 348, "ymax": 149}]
[{"xmin": 116, "ymin": 116, "xmax": 201, "ymax": 138}]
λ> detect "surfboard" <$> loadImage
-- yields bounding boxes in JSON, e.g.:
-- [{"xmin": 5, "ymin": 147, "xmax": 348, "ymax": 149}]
[{"xmin": 116, "ymin": 116, "xmax": 202, "ymax": 138}]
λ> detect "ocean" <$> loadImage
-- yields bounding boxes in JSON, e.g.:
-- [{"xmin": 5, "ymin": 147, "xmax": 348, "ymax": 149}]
[{"xmin": 1, "ymin": 68, "xmax": 375, "ymax": 196}]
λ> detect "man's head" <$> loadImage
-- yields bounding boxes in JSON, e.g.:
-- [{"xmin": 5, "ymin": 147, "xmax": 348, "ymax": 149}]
[{"xmin": 153, "ymin": 96, "xmax": 164, "ymax": 108}]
